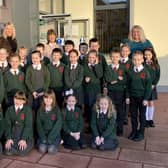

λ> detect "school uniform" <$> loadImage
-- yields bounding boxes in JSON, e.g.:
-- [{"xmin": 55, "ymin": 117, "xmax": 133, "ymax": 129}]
[
  {"xmin": 60, "ymin": 52, "xmax": 69, "ymax": 65},
  {"xmin": 119, "ymin": 57, "xmax": 132, "ymax": 124},
  {"xmin": 0, "ymin": 72, "xmax": 4, "ymax": 104},
  {"xmin": 3, "ymin": 69, "xmax": 27, "ymax": 106},
  {"xmin": 78, "ymin": 54, "xmax": 87, "ymax": 66},
  {"xmin": 25, "ymin": 64, "xmax": 50, "ymax": 113},
  {"xmin": 41, "ymin": 56, "xmax": 50, "ymax": 66},
  {"xmin": 91, "ymin": 109, "xmax": 119, "ymax": 150},
  {"xmin": 62, "ymin": 106, "xmax": 86, "ymax": 150},
  {"xmin": 64, "ymin": 63, "xmax": 84, "ymax": 107},
  {"xmin": 104, "ymin": 64, "xmax": 127, "ymax": 135},
  {"xmin": 144, "ymin": 62, "xmax": 160, "ymax": 127},
  {"xmin": 83, "ymin": 62, "xmax": 103, "ymax": 122},
  {"xmin": 48, "ymin": 61, "xmax": 65, "ymax": 108},
  {"xmin": 0, "ymin": 110, "xmax": 4, "ymax": 155},
  {"xmin": 126, "ymin": 65, "xmax": 152, "ymax": 141},
  {"xmin": 37, "ymin": 106, "xmax": 62, "ymax": 153},
  {"xmin": 0, "ymin": 60, "xmax": 10, "ymax": 75},
  {"xmin": 19, "ymin": 59, "xmax": 30, "ymax": 73},
  {"xmin": 5, "ymin": 105, "xmax": 33, "ymax": 156}
]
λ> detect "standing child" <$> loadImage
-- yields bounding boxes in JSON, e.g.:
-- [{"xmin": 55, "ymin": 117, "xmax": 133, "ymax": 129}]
[
  {"xmin": 18, "ymin": 46, "xmax": 29, "ymax": 73},
  {"xmin": 62, "ymin": 91, "xmax": 86, "ymax": 150},
  {"xmin": 37, "ymin": 90, "xmax": 62, "ymax": 154},
  {"xmin": 83, "ymin": 50, "xmax": 103, "ymax": 123},
  {"xmin": 120, "ymin": 44, "xmax": 132, "ymax": 125},
  {"xmin": 36, "ymin": 43, "xmax": 50, "ymax": 65},
  {"xmin": 144, "ymin": 48, "xmax": 160, "ymax": 127},
  {"xmin": 104, "ymin": 49, "xmax": 127, "ymax": 136},
  {"xmin": 48, "ymin": 48, "xmax": 65, "ymax": 108},
  {"xmin": 4, "ymin": 54, "xmax": 26, "ymax": 107},
  {"xmin": 61, "ymin": 40, "xmax": 75, "ymax": 65},
  {"xmin": 25, "ymin": 50, "xmax": 50, "ymax": 114},
  {"xmin": 0, "ymin": 47, "xmax": 10, "ymax": 75},
  {"xmin": 64, "ymin": 49, "xmax": 84, "ymax": 108},
  {"xmin": 78, "ymin": 42, "xmax": 88, "ymax": 65},
  {"xmin": 5, "ymin": 91, "xmax": 33, "ymax": 156},
  {"xmin": 126, "ymin": 51, "xmax": 152, "ymax": 141},
  {"xmin": 91, "ymin": 95, "xmax": 119, "ymax": 150}
]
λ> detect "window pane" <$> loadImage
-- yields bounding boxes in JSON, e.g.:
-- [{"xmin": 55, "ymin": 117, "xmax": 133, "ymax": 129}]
[
  {"xmin": 39, "ymin": 0, "xmax": 51, "ymax": 13},
  {"xmin": 53, "ymin": 0, "xmax": 63, "ymax": 14},
  {"xmin": 97, "ymin": 0, "xmax": 127, "ymax": 5}
]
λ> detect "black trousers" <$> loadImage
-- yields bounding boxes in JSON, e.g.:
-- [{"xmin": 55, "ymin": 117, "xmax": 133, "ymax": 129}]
[
  {"xmin": 130, "ymin": 97, "xmax": 146, "ymax": 134},
  {"xmin": 108, "ymin": 90, "xmax": 125, "ymax": 133}
]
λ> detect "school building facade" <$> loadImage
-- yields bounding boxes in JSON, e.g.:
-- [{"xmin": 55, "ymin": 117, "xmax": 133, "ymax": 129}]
[{"xmin": 0, "ymin": 0, "xmax": 167, "ymax": 90}]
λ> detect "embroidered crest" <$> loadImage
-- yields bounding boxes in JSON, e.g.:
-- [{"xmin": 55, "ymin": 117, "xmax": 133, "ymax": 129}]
[
  {"xmin": 75, "ymin": 112, "xmax": 79, "ymax": 119},
  {"xmin": 20, "ymin": 113, "xmax": 25, "ymax": 120},
  {"xmin": 140, "ymin": 72, "xmax": 146, "ymax": 79},
  {"xmin": 18, "ymin": 75, "xmax": 24, "ymax": 81},
  {"xmin": 51, "ymin": 114, "xmax": 57, "ymax": 121},
  {"xmin": 118, "ymin": 69, "xmax": 123, "ymax": 76},
  {"xmin": 58, "ymin": 66, "xmax": 64, "ymax": 73}
]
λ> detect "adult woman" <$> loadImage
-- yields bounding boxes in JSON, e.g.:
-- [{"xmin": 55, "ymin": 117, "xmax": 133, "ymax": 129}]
[
  {"xmin": 122, "ymin": 25, "xmax": 153, "ymax": 58},
  {"xmin": 44, "ymin": 29, "xmax": 60, "ymax": 59},
  {"xmin": 2, "ymin": 22, "xmax": 17, "ymax": 53}
]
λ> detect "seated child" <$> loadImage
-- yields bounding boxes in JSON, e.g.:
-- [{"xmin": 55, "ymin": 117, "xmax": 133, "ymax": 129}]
[
  {"xmin": 37, "ymin": 90, "xmax": 62, "ymax": 154},
  {"xmin": 91, "ymin": 95, "xmax": 119, "ymax": 150},
  {"xmin": 5, "ymin": 91, "xmax": 33, "ymax": 156}
]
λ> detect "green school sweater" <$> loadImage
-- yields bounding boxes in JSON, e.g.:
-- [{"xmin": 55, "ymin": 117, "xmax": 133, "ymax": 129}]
[
  {"xmin": 3, "ymin": 70, "xmax": 26, "ymax": 96},
  {"xmin": 25, "ymin": 64, "xmax": 50, "ymax": 93},
  {"xmin": 104, "ymin": 64, "xmax": 127, "ymax": 91},
  {"xmin": 47, "ymin": 63, "xmax": 65, "ymax": 89},
  {"xmin": 0, "ymin": 72, "xmax": 4, "ymax": 103},
  {"xmin": 126, "ymin": 67, "xmax": 152, "ymax": 100},
  {"xmin": 37, "ymin": 107, "xmax": 62, "ymax": 144},
  {"xmin": 91, "ymin": 109, "xmax": 117, "ymax": 139},
  {"xmin": 144, "ymin": 64, "xmax": 160, "ymax": 86},
  {"xmin": 64, "ymin": 64, "xmax": 84, "ymax": 90},
  {"xmin": 62, "ymin": 107, "xmax": 84, "ymax": 134},
  {"xmin": 61, "ymin": 53, "xmax": 69, "ymax": 65},
  {"xmin": 0, "ymin": 111, "xmax": 4, "ymax": 138},
  {"xmin": 5, "ymin": 105, "xmax": 33, "ymax": 141}
]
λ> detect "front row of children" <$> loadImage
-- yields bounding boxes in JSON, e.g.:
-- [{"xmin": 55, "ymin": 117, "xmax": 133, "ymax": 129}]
[{"xmin": 0, "ymin": 90, "xmax": 119, "ymax": 156}]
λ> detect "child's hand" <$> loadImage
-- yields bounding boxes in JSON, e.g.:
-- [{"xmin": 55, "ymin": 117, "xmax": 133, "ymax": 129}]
[
  {"xmin": 152, "ymin": 85, "xmax": 155, "ymax": 89},
  {"xmin": 100, "ymin": 137, "xmax": 104, "ymax": 144},
  {"xmin": 143, "ymin": 100, "xmax": 148, "ymax": 106},
  {"xmin": 111, "ymin": 80, "xmax": 117, "ymax": 84},
  {"xmin": 118, "ymin": 76, "xmax": 123, "ymax": 80},
  {"xmin": 75, "ymin": 132, "xmax": 80, "ymax": 140},
  {"xmin": 103, "ymin": 87, "xmax": 108, "ymax": 96},
  {"xmin": 5, "ymin": 139, "xmax": 14, "ymax": 150},
  {"xmin": 18, "ymin": 140, "xmax": 27, "ymax": 151},
  {"xmin": 126, "ymin": 98, "xmax": 130, "ymax": 104},
  {"xmin": 33, "ymin": 92, "xmax": 38, "ymax": 99},
  {"xmin": 85, "ymin": 77, "xmax": 91, "ymax": 83},
  {"xmin": 95, "ymin": 136, "xmax": 101, "ymax": 146}
]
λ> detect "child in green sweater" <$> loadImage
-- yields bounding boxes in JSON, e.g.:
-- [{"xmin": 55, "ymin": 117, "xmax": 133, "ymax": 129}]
[
  {"xmin": 5, "ymin": 91, "xmax": 33, "ymax": 156},
  {"xmin": 62, "ymin": 91, "xmax": 86, "ymax": 150},
  {"xmin": 37, "ymin": 90, "xmax": 62, "ymax": 154},
  {"xmin": 4, "ymin": 54, "xmax": 26, "ymax": 107},
  {"xmin": 48, "ymin": 48, "xmax": 65, "ymax": 108},
  {"xmin": 126, "ymin": 51, "xmax": 152, "ymax": 141},
  {"xmin": 91, "ymin": 95, "xmax": 118, "ymax": 150},
  {"xmin": 144, "ymin": 47, "xmax": 160, "ymax": 127}
]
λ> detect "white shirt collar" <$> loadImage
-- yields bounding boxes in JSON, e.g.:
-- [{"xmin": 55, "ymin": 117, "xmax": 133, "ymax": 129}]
[
  {"xmin": 15, "ymin": 104, "xmax": 23, "ymax": 111},
  {"xmin": 45, "ymin": 106, "xmax": 52, "ymax": 112},
  {"xmin": 0, "ymin": 60, "xmax": 8, "ymax": 67},
  {"xmin": 66, "ymin": 105, "xmax": 75, "ymax": 111},
  {"xmin": 10, "ymin": 68, "xmax": 19, "ymax": 75},
  {"xmin": 134, "ymin": 65, "xmax": 144, "ymax": 72},
  {"xmin": 32, "ymin": 64, "xmax": 42, "ymax": 70},
  {"xmin": 111, "ymin": 64, "xmax": 119, "ymax": 70},
  {"xmin": 53, "ymin": 61, "xmax": 60, "ymax": 67},
  {"xmin": 71, "ymin": 63, "xmax": 78, "ymax": 70},
  {"xmin": 99, "ymin": 109, "xmax": 107, "ymax": 115}
]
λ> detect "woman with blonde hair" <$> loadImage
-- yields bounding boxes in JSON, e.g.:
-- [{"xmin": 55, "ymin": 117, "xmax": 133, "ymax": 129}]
[
  {"xmin": 2, "ymin": 22, "xmax": 17, "ymax": 53},
  {"xmin": 122, "ymin": 25, "xmax": 153, "ymax": 58}
]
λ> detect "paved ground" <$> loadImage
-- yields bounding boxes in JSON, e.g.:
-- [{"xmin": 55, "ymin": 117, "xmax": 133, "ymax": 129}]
[{"xmin": 1, "ymin": 93, "xmax": 168, "ymax": 168}]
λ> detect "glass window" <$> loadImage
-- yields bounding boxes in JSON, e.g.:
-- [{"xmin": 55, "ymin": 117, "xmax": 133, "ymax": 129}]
[
  {"xmin": 53, "ymin": 0, "xmax": 64, "ymax": 14},
  {"xmin": 97, "ymin": 0, "xmax": 127, "ymax": 5},
  {"xmin": 39, "ymin": 0, "xmax": 51, "ymax": 13}
]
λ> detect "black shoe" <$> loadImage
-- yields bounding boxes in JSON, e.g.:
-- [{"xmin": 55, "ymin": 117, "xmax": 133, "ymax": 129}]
[
  {"xmin": 99, "ymin": 144, "xmax": 105, "ymax": 150},
  {"xmin": 128, "ymin": 132, "xmax": 136, "ymax": 140},
  {"xmin": 145, "ymin": 121, "xmax": 150, "ymax": 128},
  {"xmin": 133, "ymin": 133, "xmax": 144, "ymax": 142},
  {"xmin": 149, "ymin": 120, "xmax": 155, "ymax": 127}
]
